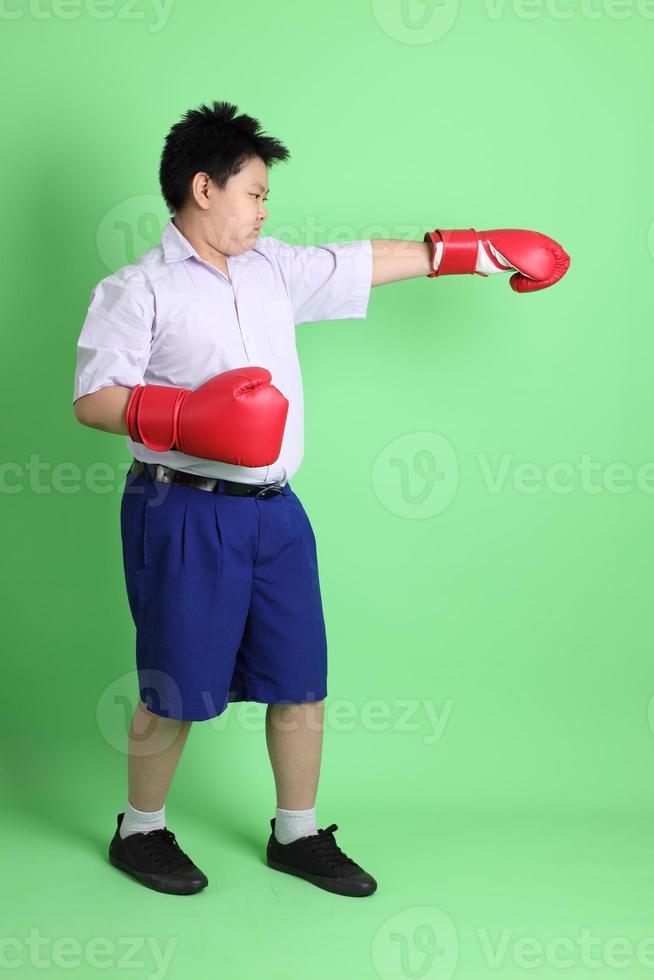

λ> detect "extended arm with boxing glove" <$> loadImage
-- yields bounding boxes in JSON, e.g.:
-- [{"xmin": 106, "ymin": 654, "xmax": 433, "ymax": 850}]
[
  {"xmin": 423, "ymin": 228, "xmax": 570, "ymax": 293},
  {"xmin": 125, "ymin": 366, "xmax": 289, "ymax": 467}
]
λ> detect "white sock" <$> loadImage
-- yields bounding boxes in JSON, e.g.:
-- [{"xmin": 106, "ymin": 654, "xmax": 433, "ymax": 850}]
[
  {"xmin": 274, "ymin": 806, "xmax": 319, "ymax": 844},
  {"xmin": 119, "ymin": 799, "xmax": 166, "ymax": 839}
]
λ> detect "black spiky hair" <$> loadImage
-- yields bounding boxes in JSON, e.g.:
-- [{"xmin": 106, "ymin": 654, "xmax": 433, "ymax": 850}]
[{"xmin": 159, "ymin": 100, "xmax": 290, "ymax": 214}]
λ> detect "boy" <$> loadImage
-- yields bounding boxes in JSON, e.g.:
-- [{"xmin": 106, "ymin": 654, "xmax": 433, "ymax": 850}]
[{"xmin": 72, "ymin": 100, "xmax": 569, "ymax": 898}]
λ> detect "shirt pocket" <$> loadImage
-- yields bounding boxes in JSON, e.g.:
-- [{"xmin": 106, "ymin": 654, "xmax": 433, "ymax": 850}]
[{"xmin": 263, "ymin": 298, "xmax": 295, "ymax": 358}]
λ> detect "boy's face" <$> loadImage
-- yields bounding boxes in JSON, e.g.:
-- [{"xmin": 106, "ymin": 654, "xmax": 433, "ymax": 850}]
[{"xmin": 197, "ymin": 155, "xmax": 270, "ymax": 256}]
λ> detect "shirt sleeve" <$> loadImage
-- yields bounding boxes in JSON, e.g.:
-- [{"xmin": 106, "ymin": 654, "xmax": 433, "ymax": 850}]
[
  {"xmin": 72, "ymin": 271, "xmax": 154, "ymax": 404},
  {"xmin": 260, "ymin": 237, "xmax": 373, "ymax": 326}
]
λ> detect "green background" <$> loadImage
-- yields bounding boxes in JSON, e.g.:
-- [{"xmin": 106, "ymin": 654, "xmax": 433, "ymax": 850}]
[{"xmin": 2, "ymin": 0, "xmax": 653, "ymax": 977}]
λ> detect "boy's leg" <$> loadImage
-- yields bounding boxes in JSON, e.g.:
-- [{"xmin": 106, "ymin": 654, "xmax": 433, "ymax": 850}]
[
  {"xmin": 108, "ymin": 698, "xmax": 208, "ymax": 895},
  {"xmin": 265, "ymin": 699, "xmax": 324, "ymax": 808},
  {"xmin": 128, "ymin": 698, "xmax": 193, "ymax": 811},
  {"xmin": 234, "ymin": 487, "xmax": 329, "ymax": 845},
  {"xmin": 264, "ymin": 696, "xmax": 377, "ymax": 896}
]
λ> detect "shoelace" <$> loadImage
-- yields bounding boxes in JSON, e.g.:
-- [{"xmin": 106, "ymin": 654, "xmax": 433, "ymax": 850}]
[
  {"xmin": 307, "ymin": 824, "xmax": 362, "ymax": 873},
  {"xmin": 137, "ymin": 828, "xmax": 192, "ymax": 872}
]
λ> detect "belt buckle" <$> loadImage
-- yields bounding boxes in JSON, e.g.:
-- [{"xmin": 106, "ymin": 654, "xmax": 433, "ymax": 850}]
[
  {"xmin": 254, "ymin": 483, "xmax": 283, "ymax": 499},
  {"xmin": 154, "ymin": 463, "xmax": 174, "ymax": 484}
]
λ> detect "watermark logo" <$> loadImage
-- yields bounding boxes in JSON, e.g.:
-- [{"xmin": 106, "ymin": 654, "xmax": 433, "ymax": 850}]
[
  {"xmin": 372, "ymin": 432, "xmax": 459, "ymax": 519},
  {"xmin": 96, "ymin": 195, "xmax": 167, "ymax": 274},
  {"xmin": 371, "ymin": 906, "xmax": 459, "ymax": 980},
  {"xmin": 96, "ymin": 669, "xmax": 184, "ymax": 754},
  {"xmin": 371, "ymin": 0, "xmax": 461, "ymax": 43}
]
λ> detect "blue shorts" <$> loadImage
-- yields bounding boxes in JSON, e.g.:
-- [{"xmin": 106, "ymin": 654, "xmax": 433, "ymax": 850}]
[{"xmin": 119, "ymin": 467, "xmax": 328, "ymax": 721}]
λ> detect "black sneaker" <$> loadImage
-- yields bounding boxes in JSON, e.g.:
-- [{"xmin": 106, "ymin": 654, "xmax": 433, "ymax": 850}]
[
  {"xmin": 108, "ymin": 813, "xmax": 208, "ymax": 895},
  {"xmin": 266, "ymin": 818, "xmax": 377, "ymax": 897}
]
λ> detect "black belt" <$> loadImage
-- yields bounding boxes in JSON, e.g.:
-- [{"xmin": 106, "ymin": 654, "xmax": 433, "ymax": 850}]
[{"xmin": 129, "ymin": 458, "xmax": 285, "ymax": 498}]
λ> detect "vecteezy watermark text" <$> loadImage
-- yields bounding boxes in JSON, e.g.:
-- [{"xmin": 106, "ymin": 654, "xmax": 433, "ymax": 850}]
[
  {"xmin": 371, "ymin": 435, "xmax": 654, "ymax": 519},
  {"xmin": 0, "ymin": 0, "xmax": 175, "ymax": 32},
  {"xmin": 0, "ymin": 930, "xmax": 177, "ymax": 979},
  {"xmin": 371, "ymin": 0, "xmax": 654, "ymax": 48},
  {"xmin": 96, "ymin": 671, "xmax": 455, "ymax": 752}
]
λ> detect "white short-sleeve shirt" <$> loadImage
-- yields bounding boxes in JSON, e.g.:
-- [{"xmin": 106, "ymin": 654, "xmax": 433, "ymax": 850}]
[{"xmin": 73, "ymin": 218, "xmax": 373, "ymax": 484}]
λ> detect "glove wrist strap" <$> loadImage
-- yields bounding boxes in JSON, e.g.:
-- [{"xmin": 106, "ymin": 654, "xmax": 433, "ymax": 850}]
[
  {"xmin": 127, "ymin": 384, "xmax": 189, "ymax": 453},
  {"xmin": 424, "ymin": 228, "xmax": 479, "ymax": 277}
]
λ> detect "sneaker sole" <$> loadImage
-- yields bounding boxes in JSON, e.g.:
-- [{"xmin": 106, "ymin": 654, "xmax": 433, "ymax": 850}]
[
  {"xmin": 266, "ymin": 855, "xmax": 376, "ymax": 897},
  {"xmin": 109, "ymin": 851, "xmax": 207, "ymax": 895}
]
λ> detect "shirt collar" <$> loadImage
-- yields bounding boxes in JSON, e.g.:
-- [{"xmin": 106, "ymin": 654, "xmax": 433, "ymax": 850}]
[
  {"xmin": 161, "ymin": 217, "xmax": 257, "ymax": 269},
  {"xmin": 162, "ymin": 217, "xmax": 202, "ymax": 263}
]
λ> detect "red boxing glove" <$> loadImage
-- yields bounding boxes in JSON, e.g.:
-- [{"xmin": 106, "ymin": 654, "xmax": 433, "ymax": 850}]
[
  {"xmin": 125, "ymin": 367, "xmax": 289, "ymax": 467},
  {"xmin": 423, "ymin": 228, "xmax": 570, "ymax": 293}
]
